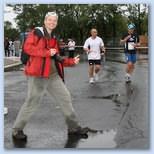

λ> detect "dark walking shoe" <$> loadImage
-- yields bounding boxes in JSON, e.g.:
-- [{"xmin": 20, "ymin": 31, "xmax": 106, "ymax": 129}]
[
  {"xmin": 65, "ymin": 133, "xmax": 88, "ymax": 148},
  {"xmin": 12, "ymin": 130, "xmax": 27, "ymax": 142},
  {"xmin": 68, "ymin": 126, "xmax": 89, "ymax": 135}
]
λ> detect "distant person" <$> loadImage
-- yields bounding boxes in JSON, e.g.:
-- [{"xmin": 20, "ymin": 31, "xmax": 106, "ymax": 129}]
[
  {"xmin": 68, "ymin": 39, "xmax": 76, "ymax": 58},
  {"xmin": 12, "ymin": 12, "xmax": 89, "ymax": 143},
  {"xmin": 14, "ymin": 38, "xmax": 21, "ymax": 57},
  {"xmin": 120, "ymin": 23, "xmax": 140, "ymax": 83},
  {"xmin": 59, "ymin": 38, "xmax": 66, "ymax": 56},
  {"xmin": 4, "ymin": 37, "xmax": 10, "ymax": 57},
  {"xmin": 9, "ymin": 40, "xmax": 15, "ymax": 56},
  {"xmin": 83, "ymin": 28, "xmax": 105, "ymax": 84}
]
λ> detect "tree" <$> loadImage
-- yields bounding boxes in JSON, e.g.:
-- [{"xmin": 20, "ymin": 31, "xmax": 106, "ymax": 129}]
[
  {"xmin": 4, "ymin": 21, "xmax": 19, "ymax": 40},
  {"xmin": 9, "ymin": 4, "xmax": 148, "ymax": 46},
  {"xmin": 123, "ymin": 4, "xmax": 148, "ymax": 35}
]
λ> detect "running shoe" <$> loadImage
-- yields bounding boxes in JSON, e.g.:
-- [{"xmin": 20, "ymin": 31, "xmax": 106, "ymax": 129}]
[
  {"xmin": 125, "ymin": 74, "xmax": 131, "ymax": 83},
  {"xmin": 12, "ymin": 130, "xmax": 27, "ymax": 142},
  {"xmin": 89, "ymin": 77, "xmax": 94, "ymax": 84}
]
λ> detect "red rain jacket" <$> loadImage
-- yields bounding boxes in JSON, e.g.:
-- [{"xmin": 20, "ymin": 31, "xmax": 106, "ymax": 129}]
[{"xmin": 23, "ymin": 29, "xmax": 75, "ymax": 80}]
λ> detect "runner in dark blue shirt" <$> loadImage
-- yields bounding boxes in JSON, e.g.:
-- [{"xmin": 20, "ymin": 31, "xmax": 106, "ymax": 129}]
[{"xmin": 120, "ymin": 23, "xmax": 140, "ymax": 83}]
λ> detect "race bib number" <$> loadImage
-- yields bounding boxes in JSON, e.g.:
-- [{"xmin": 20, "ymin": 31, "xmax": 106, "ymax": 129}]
[{"xmin": 128, "ymin": 42, "xmax": 135, "ymax": 50}]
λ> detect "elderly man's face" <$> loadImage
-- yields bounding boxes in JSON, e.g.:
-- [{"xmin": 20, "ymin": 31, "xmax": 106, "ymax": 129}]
[
  {"xmin": 44, "ymin": 16, "xmax": 58, "ymax": 30},
  {"xmin": 128, "ymin": 29, "xmax": 134, "ymax": 34},
  {"xmin": 91, "ymin": 29, "xmax": 98, "ymax": 38}
]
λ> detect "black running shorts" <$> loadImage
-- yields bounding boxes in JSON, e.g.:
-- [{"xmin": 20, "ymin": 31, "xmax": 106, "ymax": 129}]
[{"xmin": 88, "ymin": 59, "xmax": 101, "ymax": 65}]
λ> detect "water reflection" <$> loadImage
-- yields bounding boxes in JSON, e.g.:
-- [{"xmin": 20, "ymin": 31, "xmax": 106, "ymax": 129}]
[
  {"xmin": 12, "ymin": 139, "xmax": 27, "ymax": 148},
  {"xmin": 65, "ymin": 129, "xmax": 117, "ymax": 148},
  {"xmin": 77, "ymin": 129, "xmax": 117, "ymax": 148}
]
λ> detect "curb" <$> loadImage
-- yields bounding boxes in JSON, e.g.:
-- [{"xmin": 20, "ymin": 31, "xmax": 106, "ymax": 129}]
[{"xmin": 4, "ymin": 62, "xmax": 22, "ymax": 72}]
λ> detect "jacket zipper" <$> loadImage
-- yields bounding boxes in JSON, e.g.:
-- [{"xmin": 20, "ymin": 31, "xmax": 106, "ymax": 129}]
[
  {"xmin": 41, "ymin": 38, "xmax": 48, "ymax": 77},
  {"xmin": 41, "ymin": 57, "xmax": 46, "ymax": 76}
]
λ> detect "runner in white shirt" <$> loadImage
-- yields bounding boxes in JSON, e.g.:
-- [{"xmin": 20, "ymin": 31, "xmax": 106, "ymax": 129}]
[
  {"xmin": 83, "ymin": 28, "xmax": 105, "ymax": 84},
  {"xmin": 68, "ymin": 39, "xmax": 76, "ymax": 58}
]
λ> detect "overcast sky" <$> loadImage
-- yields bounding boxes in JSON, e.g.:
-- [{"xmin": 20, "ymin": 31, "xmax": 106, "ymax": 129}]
[{"xmin": 4, "ymin": 5, "xmax": 17, "ymax": 28}]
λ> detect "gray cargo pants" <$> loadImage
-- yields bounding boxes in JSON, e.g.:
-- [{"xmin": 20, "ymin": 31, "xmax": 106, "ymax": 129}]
[{"xmin": 13, "ymin": 73, "xmax": 79, "ymax": 131}]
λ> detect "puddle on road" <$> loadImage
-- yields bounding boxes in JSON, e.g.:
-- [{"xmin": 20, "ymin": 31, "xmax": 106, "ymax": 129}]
[
  {"xmin": 88, "ymin": 94, "xmax": 120, "ymax": 101},
  {"xmin": 88, "ymin": 94, "xmax": 122, "ymax": 105},
  {"xmin": 77, "ymin": 129, "xmax": 117, "ymax": 148}
]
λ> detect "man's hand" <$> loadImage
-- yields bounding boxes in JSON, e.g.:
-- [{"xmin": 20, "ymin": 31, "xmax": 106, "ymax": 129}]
[
  {"xmin": 120, "ymin": 35, "xmax": 131, "ymax": 44},
  {"xmin": 50, "ymin": 48, "xmax": 57, "ymax": 57},
  {"xmin": 74, "ymin": 55, "xmax": 80, "ymax": 64},
  {"xmin": 83, "ymin": 48, "xmax": 91, "ymax": 54},
  {"xmin": 101, "ymin": 47, "xmax": 106, "ymax": 55},
  {"xmin": 133, "ymin": 43, "xmax": 140, "ymax": 48},
  {"xmin": 87, "ymin": 49, "xmax": 91, "ymax": 54}
]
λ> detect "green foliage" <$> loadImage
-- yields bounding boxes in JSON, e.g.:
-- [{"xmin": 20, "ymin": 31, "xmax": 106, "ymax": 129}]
[
  {"xmin": 4, "ymin": 21, "xmax": 19, "ymax": 40},
  {"xmin": 5, "ymin": 4, "xmax": 148, "ymax": 46}
]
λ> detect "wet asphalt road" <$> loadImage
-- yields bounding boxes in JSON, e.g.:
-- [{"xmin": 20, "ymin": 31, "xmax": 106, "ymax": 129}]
[{"xmin": 4, "ymin": 52, "xmax": 149, "ymax": 149}]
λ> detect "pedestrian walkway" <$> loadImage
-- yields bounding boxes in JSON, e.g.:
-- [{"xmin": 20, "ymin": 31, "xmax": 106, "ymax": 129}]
[
  {"xmin": 4, "ymin": 56, "xmax": 22, "ymax": 72},
  {"xmin": 4, "ymin": 56, "xmax": 20, "ymax": 66}
]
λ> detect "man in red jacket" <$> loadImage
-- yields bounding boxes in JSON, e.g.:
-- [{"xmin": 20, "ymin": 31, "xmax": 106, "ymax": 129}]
[{"xmin": 12, "ymin": 12, "xmax": 89, "ymax": 143}]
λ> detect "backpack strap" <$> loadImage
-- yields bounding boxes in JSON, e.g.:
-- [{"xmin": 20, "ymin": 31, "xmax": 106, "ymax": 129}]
[
  {"xmin": 34, "ymin": 26, "xmax": 57, "ymax": 39},
  {"xmin": 34, "ymin": 27, "xmax": 44, "ymax": 38}
]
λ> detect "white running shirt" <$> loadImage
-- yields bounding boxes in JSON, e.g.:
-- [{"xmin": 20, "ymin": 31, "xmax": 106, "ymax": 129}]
[
  {"xmin": 83, "ymin": 36, "xmax": 104, "ymax": 60},
  {"xmin": 68, "ymin": 41, "xmax": 75, "ymax": 50}
]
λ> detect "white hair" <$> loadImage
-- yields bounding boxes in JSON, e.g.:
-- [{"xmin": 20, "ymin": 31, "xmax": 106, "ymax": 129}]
[{"xmin": 45, "ymin": 12, "xmax": 58, "ymax": 20}]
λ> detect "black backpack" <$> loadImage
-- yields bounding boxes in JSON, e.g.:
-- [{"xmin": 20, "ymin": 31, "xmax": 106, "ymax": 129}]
[
  {"xmin": 20, "ymin": 50, "xmax": 30, "ymax": 65},
  {"xmin": 20, "ymin": 27, "xmax": 44, "ymax": 65}
]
